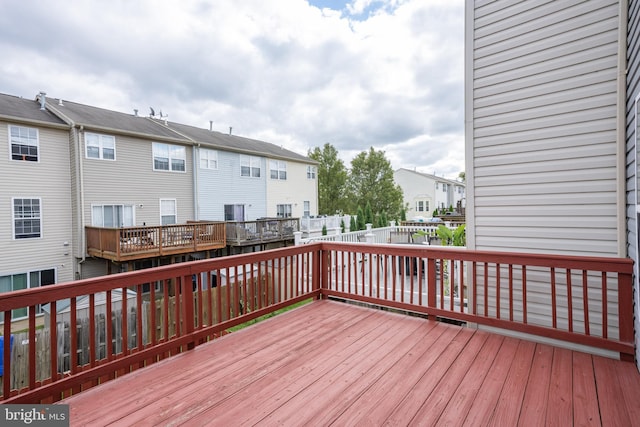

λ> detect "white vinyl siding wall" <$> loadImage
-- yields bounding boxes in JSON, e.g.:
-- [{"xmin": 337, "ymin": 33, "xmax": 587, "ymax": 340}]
[
  {"xmin": 470, "ymin": 0, "xmax": 621, "ymax": 257},
  {"xmin": 467, "ymin": 0, "xmax": 624, "ymax": 346},
  {"xmin": 266, "ymin": 161, "xmax": 317, "ymax": 219}
]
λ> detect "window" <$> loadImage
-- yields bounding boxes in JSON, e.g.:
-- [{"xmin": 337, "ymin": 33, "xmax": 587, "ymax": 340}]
[
  {"xmin": 277, "ymin": 204, "xmax": 292, "ymax": 218},
  {"xmin": 85, "ymin": 132, "xmax": 115, "ymax": 160},
  {"xmin": 0, "ymin": 269, "xmax": 55, "ymax": 319},
  {"xmin": 435, "ymin": 183, "xmax": 438, "ymax": 190},
  {"xmin": 92, "ymin": 205, "xmax": 134, "ymax": 227},
  {"xmin": 153, "ymin": 142, "xmax": 186, "ymax": 172},
  {"xmin": 224, "ymin": 204, "xmax": 245, "ymax": 221},
  {"xmin": 270, "ymin": 160, "xmax": 287, "ymax": 180},
  {"xmin": 307, "ymin": 165, "xmax": 316, "ymax": 179},
  {"xmin": 9, "ymin": 125, "xmax": 38, "ymax": 162},
  {"xmin": 303, "ymin": 201, "xmax": 310, "ymax": 217},
  {"xmin": 415, "ymin": 200, "xmax": 430, "ymax": 212},
  {"xmin": 160, "ymin": 199, "xmax": 177, "ymax": 225},
  {"xmin": 13, "ymin": 198, "xmax": 41, "ymax": 239},
  {"xmin": 240, "ymin": 155, "xmax": 261, "ymax": 177},
  {"xmin": 200, "ymin": 148, "xmax": 218, "ymax": 169},
  {"xmin": 443, "ymin": 185, "xmax": 447, "ymax": 193}
]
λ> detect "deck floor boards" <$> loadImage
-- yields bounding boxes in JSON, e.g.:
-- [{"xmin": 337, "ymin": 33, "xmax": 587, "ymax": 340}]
[{"xmin": 62, "ymin": 300, "xmax": 640, "ymax": 426}]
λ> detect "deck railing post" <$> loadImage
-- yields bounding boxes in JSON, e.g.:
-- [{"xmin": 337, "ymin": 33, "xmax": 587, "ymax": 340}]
[
  {"xmin": 618, "ymin": 269, "xmax": 634, "ymax": 360},
  {"xmin": 182, "ymin": 274, "xmax": 196, "ymax": 350}
]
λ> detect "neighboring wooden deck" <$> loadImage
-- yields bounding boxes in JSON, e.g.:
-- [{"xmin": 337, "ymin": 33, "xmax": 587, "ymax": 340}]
[{"xmin": 62, "ymin": 300, "xmax": 640, "ymax": 426}]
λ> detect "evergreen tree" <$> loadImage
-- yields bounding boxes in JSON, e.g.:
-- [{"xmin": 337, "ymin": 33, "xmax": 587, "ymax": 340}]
[
  {"xmin": 349, "ymin": 215, "xmax": 356, "ymax": 232},
  {"xmin": 364, "ymin": 201, "xmax": 374, "ymax": 225},
  {"xmin": 356, "ymin": 206, "xmax": 366, "ymax": 230}
]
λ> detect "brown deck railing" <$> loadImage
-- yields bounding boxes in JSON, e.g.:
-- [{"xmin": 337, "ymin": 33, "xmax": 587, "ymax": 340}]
[
  {"xmin": 86, "ymin": 222, "xmax": 226, "ymax": 261},
  {"xmin": 226, "ymin": 218, "xmax": 299, "ymax": 246},
  {"xmin": 0, "ymin": 242, "xmax": 633, "ymax": 403}
]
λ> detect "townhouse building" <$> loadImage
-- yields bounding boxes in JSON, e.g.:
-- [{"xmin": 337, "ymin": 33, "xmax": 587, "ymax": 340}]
[
  {"xmin": 0, "ymin": 93, "xmax": 318, "ymax": 296},
  {"xmin": 393, "ymin": 168, "xmax": 465, "ymax": 219}
]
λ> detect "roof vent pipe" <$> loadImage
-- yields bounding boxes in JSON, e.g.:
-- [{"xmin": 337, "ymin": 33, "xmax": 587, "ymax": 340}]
[
  {"xmin": 229, "ymin": 126, "xmax": 232, "ymax": 136},
  {"xmin": 134, "ymin": 109, "xmax": 138, "ymax": 116},
  {"xmin": 209, "ymin": 120, "xmax": 213, "ymax": 131},
  {"xmin": 58, "ymin": 98, "xmax": 64, "ymax": 106},
  {"xmin": 39, "ymin": 91, "xmax": 46, "ymax": 110}
]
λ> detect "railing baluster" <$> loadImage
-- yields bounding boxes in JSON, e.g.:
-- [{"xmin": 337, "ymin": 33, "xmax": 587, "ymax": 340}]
[
  {"xmin": 50, "ymin": 301, "xmax": 58, "ymax": 385},
  {"xmin": 582, "ymin": 270, "xmax": 590, "ymax": 336},
  {"xmin": 3, "ymin": 311, "xmax": 11, "ymax": 399},
  {"xmin": 496, "ymin": 263, "xmax": 500, "ymax": 319},
  {"xmin": 550, "ymin": 267, "xmax": 557, "ymax": 328},
  {"xmin": 70, "ymin": 297, "xmax": 78, "ymax": 374},
  {"xmin": 28, "ymin": 307, "xmax": 36, "ymax": 390},
  {"xmin": 601, "ymin": 272, "xmax": 608, "ymax": 339},
  {"xmin": 522, "ymin": 265, "xmax": 527, "ymax": 325},
  {"xmin": 566, "ymin": 269, "xmax": 573, "ymax": 333}
]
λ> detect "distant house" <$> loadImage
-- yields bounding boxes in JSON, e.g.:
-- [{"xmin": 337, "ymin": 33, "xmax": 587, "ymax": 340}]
[
  {"xmin": 393, "ymin": 168, "xmax": 465, "ymax": 219},
  {"xmin": 0, "ymin": 93, "xmax": 73, "ymax": 322}
]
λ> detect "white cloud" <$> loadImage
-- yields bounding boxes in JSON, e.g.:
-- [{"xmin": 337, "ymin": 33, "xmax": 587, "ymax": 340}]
[{"xmin": 0, "ymin": 0, "xmax": 465, "ymax": 178}]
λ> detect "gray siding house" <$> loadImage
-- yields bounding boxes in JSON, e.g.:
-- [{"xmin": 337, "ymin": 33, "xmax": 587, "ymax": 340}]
[
  {"xmin": 0, "ymin": 94, "xmax": 73, "ymax": 319},
  {"xmin": 41, "ymin": 96, "xmax": 197, "ymax": 278},
  {"xmin": 465, "ymin": 1, "xmax": 636, "ymax": 362}
]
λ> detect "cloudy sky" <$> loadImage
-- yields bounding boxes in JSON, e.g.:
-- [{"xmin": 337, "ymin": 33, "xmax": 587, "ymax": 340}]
[{"xmin": 0, "ymin": 0, "xmax": 465, "ymax": 178}]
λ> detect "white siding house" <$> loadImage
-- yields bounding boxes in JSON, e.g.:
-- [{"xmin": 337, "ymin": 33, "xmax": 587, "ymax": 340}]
[
  {"xmin": 465, "ymin": 0, "xmax": 625, "ymax": 256},
  {"xmin": 465, "ymin": 0, "xmax": 631, "ymax": 358},
  {"xmin": 0, "ymin": 94, "xmax": 73, "ymax": 319},
  {"xmin": 394, "ymin": 168, "xmax": 465, "ymax": 219},
  {"xmin": 266, "ymin": 160, "xmax": 318, "ymax": 219}
]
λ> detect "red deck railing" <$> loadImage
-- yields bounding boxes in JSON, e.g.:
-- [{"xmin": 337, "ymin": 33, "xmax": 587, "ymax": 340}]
[{"xmin": 0, "ymin": 242, "xmax": 633, "ymax": 403}]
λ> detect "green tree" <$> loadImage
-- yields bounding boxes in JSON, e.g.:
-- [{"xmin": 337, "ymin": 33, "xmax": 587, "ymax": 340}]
[
  {"xmin": 356, "ymin": 206, "xmax": 366, "ymax": 230},
  {"xmin": 347, "ymin": 147, "xmax": 404, "ymax": 220},
  {"xmin": 364, "ymin": 201, "xmax": 374, "ymax": 225},
  {"xmin": 308, "ymin": 143, "xmax": 349, "ymax": 215},
  {"xmin": 458, "ymin": 171, "xmax": 466, "ymax": 182},
  {"xmin": 340, "ymin": 219, "xmax": 345, "ymax": 233},
  {"xmin": 349, "ymin": 215, "xmax": 356, "ymax": 232}
]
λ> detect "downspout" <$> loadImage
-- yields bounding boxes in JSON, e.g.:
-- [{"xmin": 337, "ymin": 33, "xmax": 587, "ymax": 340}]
[
  {"xmin": 193, "ymin": 144, "xmax": 200, "ymax": 220},
  {"xmin": 617, "ymin": 0, "xmax": 629, "ymax": 257},
  {"xmin": 77, "ymin": 126, "xmax": 86, "ymax": 268}
]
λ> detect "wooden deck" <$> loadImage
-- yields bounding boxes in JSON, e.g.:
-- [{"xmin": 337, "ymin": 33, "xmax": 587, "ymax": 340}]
[{"xmin": 62, "ymin": 300, "xmax": 640, "ymax": 426}]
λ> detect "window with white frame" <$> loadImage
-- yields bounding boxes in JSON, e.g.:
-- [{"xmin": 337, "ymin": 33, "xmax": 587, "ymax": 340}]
[
  {"xmin": 160, "ymin": 199, "xmax": 177, "ymax": 225},
  {"xmin": 276, "ymin": 204, "xmax": 292, "ymax": 218},
  {"xmin": 0, "ymin": 269, "xmax": 55, "ymax": 319},
  {"xmin": 435, "ymin": 182, "xmax": 438, "ymax": 190},
  {"xmin": 200, "ymin": 148, "xmax": 218, "ymax": 169},
  {"xmin": 240, "ymin": 155, "xmax": 261, "ymax": 177},
  {"xmin": 416, "ymin": 201, "xmax": 426, "ymax": 212},
  {"xmin": 303, "ymin": 201, "xmax": 310, "ymax": 217},
  {"xmin": 9, "ymin": 125, "xmax": 39, "ymax": 162},
  {"xmin": 153, "ymin": 142, "xmax": 186, "ymax": 172},
  {"xmin": 85, "ymin": 132, "xmax": 116, "ymax": 160},
  {"xmin": 306, "ymin": 165, "xmax": 316, "ymax": 179},
  {"xmin": 270, "ymin": 160, "xmax": 287, "ymax": 180},
  {"xmin": 442, "ymin": 185, "xmax": 447, "ymax": 193},
  {"xmin": 92, "ymin": 204, "xmax": 134, "ymax": 227},
  {"xmin": 13, "ymin": 198, "xmax": 41, "ymax": 239}
]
